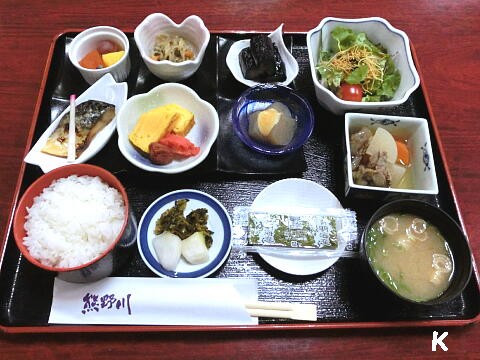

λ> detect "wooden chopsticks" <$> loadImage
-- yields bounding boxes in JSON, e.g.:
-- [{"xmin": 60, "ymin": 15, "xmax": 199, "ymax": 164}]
[
  {"xmin": 67, "ymin": 94, "xmax": 76, "ymax": 162},
  {"xmin": 245, "ymin": 301, "xmax": 317, "ymax": 321}
]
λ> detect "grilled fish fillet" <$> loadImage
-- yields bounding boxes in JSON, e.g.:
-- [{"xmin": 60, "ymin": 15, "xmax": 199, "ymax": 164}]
[{"xmin": 41, "ymin": 100, "xmax": 115, "ymax": 158}]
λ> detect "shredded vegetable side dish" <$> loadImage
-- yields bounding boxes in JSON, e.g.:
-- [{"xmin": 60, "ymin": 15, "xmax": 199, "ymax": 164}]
[
  {"xmin": 316, "ymin": 27, "xmax": 401, "ymax": 102},
  {"xmin": 151, "ymin": 34, "xmax": 196, "ymax": 62}
]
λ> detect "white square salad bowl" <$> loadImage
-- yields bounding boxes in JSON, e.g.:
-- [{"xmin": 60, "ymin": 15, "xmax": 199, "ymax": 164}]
[{"xmin": 307, "ymin": 17, "xmax": 420, "ymax": 115}]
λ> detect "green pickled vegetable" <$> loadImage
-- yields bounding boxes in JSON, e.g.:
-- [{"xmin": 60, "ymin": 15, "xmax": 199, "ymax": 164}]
[{"xmin": 155, "ymin": 199, "xmax": 213, "ymax": 248}]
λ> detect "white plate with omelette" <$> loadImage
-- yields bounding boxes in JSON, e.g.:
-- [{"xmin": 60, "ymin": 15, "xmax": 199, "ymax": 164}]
[{"xmin": 116, "ymin": 83, "xmax": 219, "ymax": 174}]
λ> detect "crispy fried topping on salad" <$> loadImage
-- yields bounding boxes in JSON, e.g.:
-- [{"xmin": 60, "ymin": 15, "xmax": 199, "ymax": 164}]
[{"xmin": 316, "ymin": 27, "xmax": 401, "ymax": 102}]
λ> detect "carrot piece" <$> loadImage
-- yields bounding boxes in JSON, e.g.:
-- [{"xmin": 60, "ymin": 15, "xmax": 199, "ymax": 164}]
[
  {"xmin": 395, "ymin": 139, "xmax": 410, "ymax": 166},
  {"xmin": 79, "ymin": 50, "xmax": 104, "ymax": 69}
]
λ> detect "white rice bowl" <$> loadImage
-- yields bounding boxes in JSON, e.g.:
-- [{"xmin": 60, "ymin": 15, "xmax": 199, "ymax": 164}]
[{"xmin": 23, "ymin": 175, "xmax": 125, "ymax": 268}]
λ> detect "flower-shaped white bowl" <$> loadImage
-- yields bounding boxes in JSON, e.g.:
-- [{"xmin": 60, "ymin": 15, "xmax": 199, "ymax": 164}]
[
  {"xmin": 134, "ymin": 13, "xmax": 210, "ymax": 81},
  {"xmin": 68, "ymin": 26, "xmax": 131, "ymax": 85},
  {"xmin": 307, "ymin": 17, "xmax": 420, "ymax": 115},
  {"xmin": 24, "ymin": 73, "xmax": 128, "ymax": 173},
  {"xmin": 116, "ymin": 83, "xmax": 219, "ymax": 173},
  {"xmin": 345, "ymin": 112, "xmax": 438, "ymax": 199},
  {"xmin": 226, "ymin": 24, "xmax": 299, "ymax": 87}
]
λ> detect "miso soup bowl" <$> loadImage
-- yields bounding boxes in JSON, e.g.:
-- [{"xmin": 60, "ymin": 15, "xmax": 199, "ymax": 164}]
[
  {"xmin": 13, "ymin": 164, "xmax": 137, "ymax": 283},
  {"xmin": 362, "ymin": 199, "xmax": 473, "ymax": 305}
]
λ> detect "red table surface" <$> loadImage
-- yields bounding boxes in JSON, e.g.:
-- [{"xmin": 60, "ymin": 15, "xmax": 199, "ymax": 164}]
[{"xmin": 1, "ymin": 0, "xmax": 479, "ymax": 359}]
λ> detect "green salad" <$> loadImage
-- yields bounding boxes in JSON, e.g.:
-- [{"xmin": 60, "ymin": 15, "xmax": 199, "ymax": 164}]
[{"xmin": 316, "ymin": 27, "xmax": 401, "ymax": 102}]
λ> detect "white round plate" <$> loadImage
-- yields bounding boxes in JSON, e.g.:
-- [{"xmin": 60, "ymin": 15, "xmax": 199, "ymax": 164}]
[
  {"xmin": 137, "ymin": 190, "xmax": 232, "ymax": 278},
  {"xmin": 251, "ymin": 178, "xmax": 343, "ymax": 275}
]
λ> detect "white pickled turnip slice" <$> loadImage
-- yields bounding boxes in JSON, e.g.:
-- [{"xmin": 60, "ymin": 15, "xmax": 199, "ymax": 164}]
[
  {"xmin": 181, "ymin": 232, "xmax": 209, "ymax": 265},
  {"xmin": 366, "ymin": 127, "xmax": 397, "ymax": 163},
  {"xmin": 152, "ymin": 232, "xmax": 182, "ymax": 271}
]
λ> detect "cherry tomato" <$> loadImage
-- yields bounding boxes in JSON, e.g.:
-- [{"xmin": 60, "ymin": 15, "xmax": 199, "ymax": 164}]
[
  {"xmin": 97, "ymin": 40, "xmax": 119, "ymax": 54},
  {"xmin": 337, "ymin": 83, "xmax": 363, "ymax": 102}
]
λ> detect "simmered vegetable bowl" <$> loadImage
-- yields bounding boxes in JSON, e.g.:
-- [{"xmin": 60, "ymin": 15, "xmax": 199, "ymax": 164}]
[{"xmin": 316, "ymin": 27, "xmax": 401, "ymax": 102}]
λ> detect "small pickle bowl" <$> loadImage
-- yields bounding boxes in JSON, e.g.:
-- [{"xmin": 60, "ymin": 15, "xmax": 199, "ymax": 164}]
[
  {"xmin": 362, "ymin": 199, "xmax": 473, "ymax": 305},
  {"xmin": 232, "ymin": 84, "xmax": 314, "ymax": 155},
  {"xmin": 13, "ymin": 164, "xmax": 137, "ymax": 283},
  {"xmin": 306, "ymin": 17, "xmax": 420, "ymax": 115},
  {"xmin": 68, "ymin": 26, "xmax": 131, "ymax": 85},
  {"xmin": 134, "ymin": 13, "xmax": 210, "ymax": 81},
  {"xmin": 344, "ymin": 112, "xmax": 438, "ymax": 199}
]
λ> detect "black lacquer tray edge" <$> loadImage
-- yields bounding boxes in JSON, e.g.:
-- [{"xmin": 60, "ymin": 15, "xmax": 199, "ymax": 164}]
[
  {"xmin": 0, "ymin": 30, "xmax": 478, "ymax": 334},
  {"xmin": 0, "ymin": 30, "xmax": 61, "ymax": 281}
]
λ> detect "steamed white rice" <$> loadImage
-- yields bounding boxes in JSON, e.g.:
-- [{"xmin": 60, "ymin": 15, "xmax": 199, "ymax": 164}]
[{"xmin": 23, "ymin": 175, "xmax": 125, "ymax": 268}]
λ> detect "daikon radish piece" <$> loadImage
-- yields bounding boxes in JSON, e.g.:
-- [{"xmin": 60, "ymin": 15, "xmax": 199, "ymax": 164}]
[
  {"xmin": 248, "ymin": 111, "xmax": 264, "ymax": 142},
  {"xmin": 248, "ymin": 102, "xmax": 296, "ymax": 146},
  {"xmin": 152, "ymin": 232, "xmax": 182, "ymax": 271},
  {"xmin": 267, "ymin": 114, "xmax": 296, "ymax": 145},
  {"xmin": 366, "ymin": 127, "xmax": 397, "ymax": 163},
  {"xmin": 269, "ymin": 102, "xmax": 291, "ymax": 116},
  {"xmin": 387, "ymin": 162, "xmax": 407, "ymax": 187},
  {"xmin": 181, "ymin": 232, "xmax": 209, "ymax": 265},
  {"xmin": 268, "ymin": 102, "xmax": 297, "ymax": 146}
]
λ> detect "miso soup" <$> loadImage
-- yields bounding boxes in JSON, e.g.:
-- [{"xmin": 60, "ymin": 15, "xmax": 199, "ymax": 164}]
[{"xmin": 366, "ymin": 213, "xmax": 453, "ymax": 302}]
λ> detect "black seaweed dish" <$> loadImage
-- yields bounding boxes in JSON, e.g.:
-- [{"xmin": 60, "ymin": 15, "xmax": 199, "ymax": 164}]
[
  {"xmin": 362, "ymin": 199, "xmax": 473, "ymax": 306},
  {"xmin": 239, "ymin": 34, "xmax": 286, "ymax": 83}
]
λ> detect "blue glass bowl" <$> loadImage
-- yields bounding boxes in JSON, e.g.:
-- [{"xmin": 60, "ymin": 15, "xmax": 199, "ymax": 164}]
[{"xmin": 232, "ymin": 84, "xmax": 314, "ymax": 155}]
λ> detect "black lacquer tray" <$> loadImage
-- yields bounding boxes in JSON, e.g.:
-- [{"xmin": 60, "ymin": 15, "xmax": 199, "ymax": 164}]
[{"xmin": 0, "ymin": 31, "xmax": 478, "ymax": 333}]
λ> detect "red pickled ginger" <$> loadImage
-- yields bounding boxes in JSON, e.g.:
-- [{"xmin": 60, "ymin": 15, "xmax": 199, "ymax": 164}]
[{"xmin": 149, "ymin": 134, "xmax": 200, "ymax": 165}]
